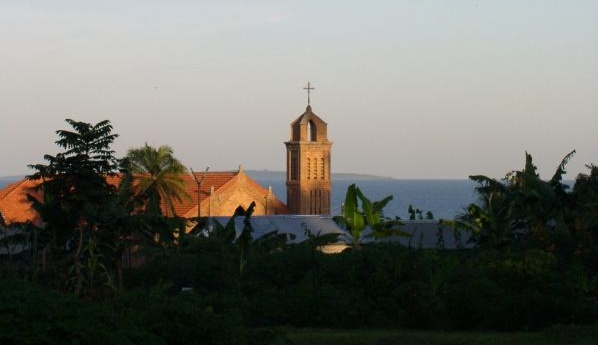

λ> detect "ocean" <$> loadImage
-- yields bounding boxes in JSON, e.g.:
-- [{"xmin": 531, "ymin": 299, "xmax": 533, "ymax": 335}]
[
  {"xmin": 254, "ymin": 179, "xmax": 479, "ymax": 220},
  {"xmin": 0, "ymin": 179, "xmax": 480, "ymax": 220}
]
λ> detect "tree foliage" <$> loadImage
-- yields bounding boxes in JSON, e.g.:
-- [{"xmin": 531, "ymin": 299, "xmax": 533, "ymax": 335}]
[
  {"xmin": 26, "ymin": 119, "xmax": 122, "ymax": 297},
  {"xmin": 333, "ymin": 183, "xmax": 407, "ymax": 248},
  {"xmin": 450, "ymin": 151, "xmax": 597, "ymax": 260},
  {"xmin": 122, "ymin": 143, "xmax": 191, "ymax": 250},
  {"xmin": 125, "ymin": 143, "xmax": 190, "ymax": 217},
  {"xmin": 8, "ymin": 118, "xmax": 598, "ymax": 337}
]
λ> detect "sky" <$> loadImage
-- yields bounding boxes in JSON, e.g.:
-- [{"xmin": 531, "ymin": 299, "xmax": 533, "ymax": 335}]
[{"xmin": 1, "ymin": 0, "xmax": 597, "ymax": 179}]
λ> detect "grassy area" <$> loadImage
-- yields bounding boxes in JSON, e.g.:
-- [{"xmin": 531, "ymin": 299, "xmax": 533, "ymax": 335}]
[{"xmin": 282, "ymin": 325, "xmax": 598, "ymax": 345}]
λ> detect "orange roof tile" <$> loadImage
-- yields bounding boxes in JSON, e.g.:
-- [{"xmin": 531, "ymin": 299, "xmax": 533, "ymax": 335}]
[
  {"xmin": 98, "ymin": 172, "xmax": 238, "ymax": 217},
  {"xmin": 0, "ymin": 179, "xmax": 44, "ymax": 227},
  {"xmin": 0, "ymin": 171, "xmax": 281, "ymax": 226},
  {"xmin": 171, "ymin": 171, "xmax": 238, "ymax": 216},
  {"xmin": 182, "ymin": 169, "xmax": 288, "ymax": 219}
]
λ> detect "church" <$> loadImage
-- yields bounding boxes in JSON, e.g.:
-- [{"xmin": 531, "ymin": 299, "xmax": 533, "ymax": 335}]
[
  {"xmin": 1, "ymin": 85, "xmax": 465, "ymax": 251},
  {"xmin": 0, "ymin": 83, "xmax": 334, "ymax": 228}
]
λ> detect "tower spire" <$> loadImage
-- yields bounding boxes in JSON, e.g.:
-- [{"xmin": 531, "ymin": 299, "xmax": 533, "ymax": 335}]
[{"xmin": 303, "ymin": 82, "xmax": 314, "ymax": 106}]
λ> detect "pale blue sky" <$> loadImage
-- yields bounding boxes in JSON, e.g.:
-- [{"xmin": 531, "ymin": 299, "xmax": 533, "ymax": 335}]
[{"xmin": 1, "ymin": 1, "xmax": 597, "ymax": 179}]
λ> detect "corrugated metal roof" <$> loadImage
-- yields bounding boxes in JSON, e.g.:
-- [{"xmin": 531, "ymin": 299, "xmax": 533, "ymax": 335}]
[
  {"xmin": 203, "ymin": 216, "xmax": 471, "ymax": 249},
  {"xmin": 208, "ymin": 215, "xmax": 346, "ymax": 244},
  {"xmin": 386, "ymin": 221, "xmax": 472, "ymax": 249}
]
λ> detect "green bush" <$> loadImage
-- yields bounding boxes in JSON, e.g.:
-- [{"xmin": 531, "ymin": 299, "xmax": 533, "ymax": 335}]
[
  {"xmin": 0, "ymin": 279, "xmax": 280, "ymax": 345},
  {"xmin": 0, "ymin": 279, "xmax": 156, "ymax": 345},
  {"xmin": 122, "ymin": 235, "xmax": 597, "ymax": 332}
]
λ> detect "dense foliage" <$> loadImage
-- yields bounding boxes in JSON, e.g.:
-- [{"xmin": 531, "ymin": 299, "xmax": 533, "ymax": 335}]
[
  {"xmin": 1, "ymin": 119, "xmax": 596, "ymax": 343},
  {"xmin": 133, "ymin": 241, "xmax": 596, "ymax": 332},
  {"xmin": 125, "ymin": 143, "xmax": 190, "ymax": 217},
  {"xmin": 0, "ymin": 279, "xmax": 277, "ymax": 345},
  {"xmin": 128, "ymin": 152, "xmax": 597, "ymax": 332},
  {"xmin": 26, "ymin": 119, "xmax": 123, "ymax": 297},
  {"xmin": 124, "ymin": 143, "xmax": 190, "ymax": 248}
]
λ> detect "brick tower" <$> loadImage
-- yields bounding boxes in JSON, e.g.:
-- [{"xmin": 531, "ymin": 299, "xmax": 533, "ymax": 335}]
[{"xmin": 285, "ymin": 85, "xmax": 332, "ymax": 214}]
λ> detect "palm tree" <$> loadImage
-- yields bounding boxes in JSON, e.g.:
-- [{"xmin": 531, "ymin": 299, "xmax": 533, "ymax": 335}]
[{"xmin": 125, "ymin": 143, "xmax": 190, "ymax": 217}]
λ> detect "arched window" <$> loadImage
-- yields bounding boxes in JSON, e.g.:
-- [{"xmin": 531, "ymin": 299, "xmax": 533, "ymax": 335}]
[
  {"xmin": 308, "ymin": 120, "xmax": 317, "ymax": 141},
  {"xmin": 291, "ymin": 151, "xmax": 299, "ymax": 181},
  {"xmin": 292, "ymin": 125, "xmax": 301, "ymax": 141}
]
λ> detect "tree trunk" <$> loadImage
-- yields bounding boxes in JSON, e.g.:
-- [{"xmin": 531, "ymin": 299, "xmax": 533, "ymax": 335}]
[{"xmin": 73, "ymin": 227, "xmax": 84, "ymax": 296}]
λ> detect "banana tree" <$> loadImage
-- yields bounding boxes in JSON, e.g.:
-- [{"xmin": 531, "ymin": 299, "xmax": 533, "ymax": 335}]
[
  {"xmin": 333, "ymin": 184, "xmax": 408, "ymax": 249},
  {"xmin": 451, "ymin": 150, "xmax": 586, "ymax": 253},
  {"xmin": 207, "ymin": 202, "xmax": 288, "ymax": 276}
]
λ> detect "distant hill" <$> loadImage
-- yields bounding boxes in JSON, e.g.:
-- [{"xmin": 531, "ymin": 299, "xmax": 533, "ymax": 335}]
[
  {"xmin": 0, "ymin": 175, "xmax": 24, "ymax": 182},
  {"xmin": 245, "ymin": 170, "xmax": 394, "ymax": 181},
  {"xmin": 0, "ymin": 176, "xmax": 24, "ymax": 189},
  {"xmin": 0, "ymin": 171, "xmax": 393, "ymax": 188}
]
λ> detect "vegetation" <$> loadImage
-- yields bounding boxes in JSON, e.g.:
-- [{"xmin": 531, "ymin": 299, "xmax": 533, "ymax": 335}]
[
  {"xmin": 26, "ymin": 119, "xmax": 122, "ymax": 297},
  {"xmin": 284, "ymin": 327, "xmax": 598, "ymax": 345},
  {"xmin": 124, "ymin": 143, "xmax": 190, "ymax": 248},
  {"xmin": 333, "ymin": 183, "xmax": 407, "ymax": 248},
  {"xmin": 125, "ymin": 143, "xmax": 190, "ymax": 217},
  {"xmin": 446, "ymin": 151, "xmax": 597, "ymax": 270},
  {"xmin": 0, "ymin": 279, "xmax": 278, "ymax": 345},
  {"xmin": 408, "ymin": 204, "xmax": 434, "ymax": 220},
  {"xmin": 1, "ymin": 119, "xmax": 597, "ymax": 344}
]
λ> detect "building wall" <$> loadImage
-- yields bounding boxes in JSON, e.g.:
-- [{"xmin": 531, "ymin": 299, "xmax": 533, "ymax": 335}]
[{"xmin": 192, "ymin": 172, "xmax": 287, "ymax": 218}]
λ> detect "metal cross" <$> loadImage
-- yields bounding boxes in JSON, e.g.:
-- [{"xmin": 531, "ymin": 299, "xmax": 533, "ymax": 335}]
[{"xmin": 303, "ymin": 82, "xmax": 315, "ymax": 106}]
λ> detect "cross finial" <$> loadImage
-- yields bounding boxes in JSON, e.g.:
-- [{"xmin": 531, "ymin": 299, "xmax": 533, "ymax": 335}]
[{"xmin": 303, "ymin": 82, "xmax": 315, "ymax": 106}]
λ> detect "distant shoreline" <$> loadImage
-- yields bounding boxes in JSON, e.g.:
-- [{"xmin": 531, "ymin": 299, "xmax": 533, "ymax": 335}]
[
  {"xmin": 0, "ymin": 175, "xmax": 25, "ymax": 182},
  {"xmin": 0, "ymin": 172, "xmax": 575, "ymax": 184},
  {"xmin": 1, "ymin": 171, "xmax": 395, "ymax": 182},
  {"xmin": 245, "ymin": 170, "xmax": 395, "ymax": 181}
]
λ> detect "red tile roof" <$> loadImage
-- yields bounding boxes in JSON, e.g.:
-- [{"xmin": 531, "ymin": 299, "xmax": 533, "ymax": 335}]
[
  {"xmin": 105, "ymin": 172, "xmax": 238, "ymax": 216},
  {"xmin": 0, "ymin": 170, "xmax": 285, "ymax": 226},
  {"xmin": 172, "ymin": 171, "xmax": 238, "ymax": 217},
  {"xmin": 0, "ymin": 179, "xmax": 44, "ymax": 226},
  {"xmin": 182, "ymin": 169, "xmax": 288, "ymax": 218}
]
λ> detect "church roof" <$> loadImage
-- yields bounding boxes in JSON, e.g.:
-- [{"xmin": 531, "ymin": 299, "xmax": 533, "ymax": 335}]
[
  {"xmin": 0, "ymin": 179, "xmax": 44, "ymax": 227},
  {"xmin": 174, "ymin": 171, "xmax": 238, "ymax": 216},
  {"xmin": 0, "ymin": 169, "xmax": 287, "ymax": 227},
  {"xmin": 291, "ymin": 105, "xmax": 328, "ymax": 126},
  {"xmin": 103, "ymin": 171, "xmax": 240, "ymax": 217},
  {"xmin": 181, "ymin": 168, "xmax": 287, "ymax": 219}
]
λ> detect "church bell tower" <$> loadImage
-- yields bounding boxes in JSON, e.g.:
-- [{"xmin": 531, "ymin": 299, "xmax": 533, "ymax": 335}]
[{"xmin": 285, "ymin": 83, "xmax": 332, "ymax": 215}]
